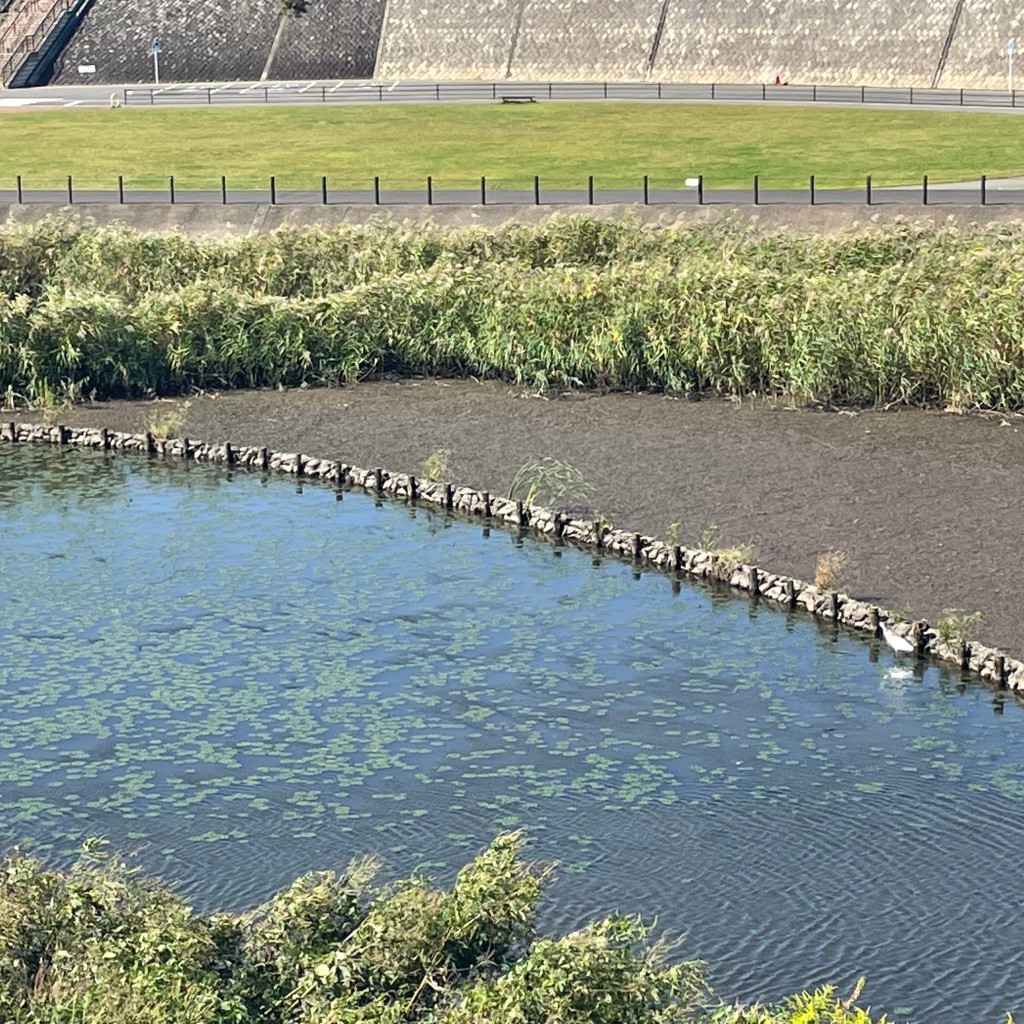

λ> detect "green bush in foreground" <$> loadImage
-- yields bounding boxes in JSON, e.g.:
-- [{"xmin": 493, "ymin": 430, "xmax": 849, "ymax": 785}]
[
  {"xmin": 4, "ymin": 215, "xmax": 1024, "ymax": 410},
  {"xmin": 0, "ymin": 832, "xmax": 901, "ymax": 1024}
]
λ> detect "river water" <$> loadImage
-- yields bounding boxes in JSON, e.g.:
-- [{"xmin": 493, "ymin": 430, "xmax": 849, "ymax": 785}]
[{"xmin": 1, "ymin": 444, "xmax": 1022, "ymax": 1022}]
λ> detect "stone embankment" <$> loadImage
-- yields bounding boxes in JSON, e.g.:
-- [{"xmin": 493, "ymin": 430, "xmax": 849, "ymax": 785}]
[{"xmin": 4, "ymin": 419, "xmax": 1022, "ymax": 695}]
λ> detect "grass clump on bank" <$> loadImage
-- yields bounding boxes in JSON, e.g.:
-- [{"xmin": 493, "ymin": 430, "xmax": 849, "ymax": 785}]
[
  {"xmin": 4, "ymin": 215, "xmax": 1024, "ymax": 411},
  {"xmin": 0, "ymin": 832, "xmax": 892, "ymax": 1024}
]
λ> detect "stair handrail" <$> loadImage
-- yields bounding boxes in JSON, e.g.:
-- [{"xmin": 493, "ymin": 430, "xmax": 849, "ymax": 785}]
[{"xmin": 0, "ymin": 0, "xmax": 73, "ymax": 85}]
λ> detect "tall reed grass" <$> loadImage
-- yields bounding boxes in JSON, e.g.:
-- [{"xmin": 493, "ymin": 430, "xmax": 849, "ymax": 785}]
[{"xmin": 3, "ymin": 216, "xmax": 1024, "ymax": 410}]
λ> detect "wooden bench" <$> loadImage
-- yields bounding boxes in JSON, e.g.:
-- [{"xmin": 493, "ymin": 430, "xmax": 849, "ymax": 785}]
[{"xmin": 500, "ymin": 95, "xmax": 536, "ymax": 104}]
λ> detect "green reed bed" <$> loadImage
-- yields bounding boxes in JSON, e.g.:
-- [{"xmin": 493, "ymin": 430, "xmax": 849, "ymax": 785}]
[
  {"xmin": 3, "ymin": 216, "xmax": 1024, "ymax": 410},
  {"xmin": 0, "ymin": 833, "xmax": 887, "ymax": 1024}
]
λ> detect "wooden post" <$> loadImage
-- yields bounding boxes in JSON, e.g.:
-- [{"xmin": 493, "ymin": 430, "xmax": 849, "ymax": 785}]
[
  {"xmin": 4, "ymin": 421, "xmax": 15, "ymax": 442},
  {"xmin": 57, "ymin": 425, "xmax": 69, "ymax": 444},
  {"xmin": 554, "ymin": 513, "xmax": 566, "ymax": 538},
  {"xmin": 749, "ymin": 565, "xmax": 760, "ymax": 594},
  {"xmin": 673, "ymin": 545, "xmax": 683, "ymax": 571},
  {"xmin": 959, "ymin": 640, "xmax": 970, "ymax": 672},
  {"xmin": 829, "ymin": 592, "xmax": 840, "ymax": 619},
  {"xmin": 100, "ymin": 427, "xmax": 110, "ymax": 450},
  {"xmin": 869, "ymin": 606, "xmax": 880, "ymax": 635},
  {"xmin": 374, "ymin": 467, "xmax": 384, "ymax": 492},
  {"xmin": 409, "ymin": 475, "xmax": 419, "ymax": 501},
  {"xmin": 444, "ymin": 483, "xmax": 454, "ymax": 510},
  {"xmin": 145, "ymin": 430, "xmax": 156, "ymax": 454},
  {"xmin": 912, "ymin": 622, "xmax": 926, "ymax": 658},
  {"xmin": 181, "ymin": 436, "xmax": 189, "ymax": 457},
  {"xmin": 224, "ymin": 441, "xmax": 235, "ymax": 466},
  {"xmin": 482, "ymin": 491, "xmax": 491, "ymax": 517},
  {"xmin": 594, "ymin": 521, "xmax": 604, "ymax": 550},
  {"xmin": 516, "ymin": 499, "xmax": 526, "ymax": 525},
  {"xmin": 258, "ymin": 447, "xmax": 269, "ymax": 471},
  {"xmin": 632, "ymin": 533, "xmax": 642, "ymax": 560},
  {"xmin": 996, "ymin": 654, "xmax": 1007, "ymax": 688},
  {"xmin": 785, "ymin": 578, "xmax": 797, "ymax": 608}
]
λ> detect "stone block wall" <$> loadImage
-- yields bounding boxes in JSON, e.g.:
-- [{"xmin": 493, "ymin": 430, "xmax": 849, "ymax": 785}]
[
  {"xmin": 510, "ymin": 0, "xmax": 661, "ymax": 80},
  {"xmin": 376, "ymin": 0, "xmax": 520, "ymax": 79},
  {"xmin": 53, "ymin": 0, "xmax": 280, "ymax": 84},
  {"xmin": 269, "ymin": 0, "xmax": 385, "ymax": 80},
  {"xmin": 652, "ymin": 0, "xmax": 956, "ymax": 87}
]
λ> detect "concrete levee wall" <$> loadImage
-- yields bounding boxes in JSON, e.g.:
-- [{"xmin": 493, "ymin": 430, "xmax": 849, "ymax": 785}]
[
  {"xmin": 376, "ymin": 0, "xmax": 519, "ymax": 80},
  {"xmin": 652, "ymin": 0, "xmax": 955, "ymax": 87},
  {"xmin": 510, "ymin": 0, "xmax": 660, "ymax": 80},
  {"xmin": 269, "ymin": 0, "xmax": 385, "ymax": 80},
  {"xmin": 53, "ymin": 0, "xmax": 279, "ymax": 84}
]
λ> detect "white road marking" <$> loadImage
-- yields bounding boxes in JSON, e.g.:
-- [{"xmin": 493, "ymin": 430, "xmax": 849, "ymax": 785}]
[{"xmin": 299, "ymin": 80, "xmax": 319, "ymax": 92}]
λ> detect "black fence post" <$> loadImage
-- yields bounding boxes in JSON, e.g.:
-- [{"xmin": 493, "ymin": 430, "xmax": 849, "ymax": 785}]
[
  {"xmin": 169, "ymin": 175, "xmax": 175, "ymax": 204},
  {"xmin": 16, "ymin": 175, "xmax": 22, "ymax": 204},
  {"xmin": 207, "ymin": 88, "xmax": 212, "ymax": 105},
  {"xmin": 270, "ymin": 175, "xmax": 276, "ymax": 205},
  {"xmin": 481, "ymin": 176, "xmax": 486, "ymax": 205},
  {"xmin": 753, "ymin": 174, "xmax": 759, "ymax": 205},
  {"xmin": 866, "ymin": 174, "xmax": 872, "ymax": 206},
  {"xmin": 492, "ymin": 83, "xmax": 496, "ymax": 100},
  {"xmin": 588, "ymin": 174, "xmax": 594, "ymax": 204},
  {"xmin": 923, "ymin": 174, "xmax": 928, "ymax": 206},
  {"xmin": 603, "ymin": 81, "xmax": 608, "ymax": 99},
  {"xmin": 67, "ymin": 175, "xmax": 73, "ymax": 204},
  {"xmin": 697, "ymin": 174, "xmax": 704, "ymax": 205},
  {"xmin": 981, "ymin": 174, "xmax": 987, "ymax": 205},
  {"xmin": 534, "ymin": 174, "xmax": 540, "ymax": 205},
  {"xmin": 657, "ymin": 82, "xmax": 662, "ymax": 99},
  {"xmin": 118, "ymin": 174, "xmax": 124, "ymax": 204},
  {"xmin": 221, "ymin": 174, "xmax": 227, "ymax": 205},
  {"xmin": 321, "ymin": 175, "xmax": 328, "ymax": 205},
  {"xmin": 426, "ymin": 175, "xmax": 433, "ymax": 205},
  {"xmin": 643, "ymin": 174, "xmax": 649, "ymax": 205},
  {"xmin": 374, "ymin": 176, "xmax": 380, "ymax": 205},
  {"xmin": 809, "ymin": 174, "xmax": 815, "ymax": 205}
]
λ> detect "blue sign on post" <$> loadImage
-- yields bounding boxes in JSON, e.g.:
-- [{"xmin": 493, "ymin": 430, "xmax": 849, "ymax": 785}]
[{"xmin": 151, "ymin": 37, "xmax": 160, "ymax": 53}]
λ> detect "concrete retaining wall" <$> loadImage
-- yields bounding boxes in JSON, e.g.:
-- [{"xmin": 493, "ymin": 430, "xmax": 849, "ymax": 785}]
[
  {"xmin": 510, "ymin": 0, "xmax": 660, "ymax": 80},
  {"xmin": 941, "ymin": 0, "xmax": 1024, "ymax": 90},
  {"xmin": 268, "ymin": 0, "xmax": 385, "ymax": 81},
  {"xmin": 3, "ymin": 419, "xmax": 1021, "ymax": 696},
  {"xmin": 53, "ymin": 0, "xmax": 279, "ymax": 84},
  {"xmin": 376, "ymin": 0, "xmax": 520, "ymax": 80},
  {"xmin": 652, "ymin": 0, "xmax": 955, "ymax": 87}
]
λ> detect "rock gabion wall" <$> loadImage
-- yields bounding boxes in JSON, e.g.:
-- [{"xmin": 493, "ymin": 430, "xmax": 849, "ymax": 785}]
[
  {"xmin": 375, "ymin": 0, "xmax": 521, "ymax": 80},
  {"xmin": 509, "ymin": 0, "xmax": 661, "ymax": 81},
  {"xmin": 53, "ymin": 0, "xmax": 279, "ymax": 84},
  {"xmin": 268, "ymin": 0, "xmax": 385, "ymax": 80},
  {"xmin": 4, "ymin": 419, "xmax": 1022, "ymax": 696},
  {"xmin": 651, "ymin": 0, "xmax": 956, "ymax": 87}
]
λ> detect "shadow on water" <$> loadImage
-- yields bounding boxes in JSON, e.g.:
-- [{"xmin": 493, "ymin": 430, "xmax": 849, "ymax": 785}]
[{"xmin": 1, "ymin": 444, "xmax": 1023, "ymax": 1023}]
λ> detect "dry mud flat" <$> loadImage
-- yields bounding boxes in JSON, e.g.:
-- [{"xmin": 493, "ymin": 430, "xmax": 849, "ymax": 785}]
[{"xmin": 27, "ymin": 380, "xmax": 1024, "ymax": 662}]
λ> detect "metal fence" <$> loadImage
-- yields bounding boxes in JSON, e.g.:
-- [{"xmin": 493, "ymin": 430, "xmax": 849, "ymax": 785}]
[
  {"xmin": 113, "ymin": 79, "xmax": 1024, "ymax": 110},
  {"xmin": 3, "ymin": 172, "xmax": 1023, "ymax": 208}
]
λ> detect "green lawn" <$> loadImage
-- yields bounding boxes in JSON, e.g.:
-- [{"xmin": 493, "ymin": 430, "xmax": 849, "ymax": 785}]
[{"xmin": 2, "ymin": 102, "xmax": 1022, "ymax": 189}]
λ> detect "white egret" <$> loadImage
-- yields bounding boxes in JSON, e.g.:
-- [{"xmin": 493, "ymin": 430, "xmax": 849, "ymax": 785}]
[{"xmin": 880, "ymin": 621, "xmax": 914, "ymax": 655}]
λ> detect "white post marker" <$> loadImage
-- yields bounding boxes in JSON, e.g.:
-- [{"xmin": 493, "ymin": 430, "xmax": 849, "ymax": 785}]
[
  {"xmin": 1008, "ymin": 38, "xmax": 1015, "ymax": 94},
  {"xmin": 151, "ymin": 37, "xmax": 160, "ymax": 85}
]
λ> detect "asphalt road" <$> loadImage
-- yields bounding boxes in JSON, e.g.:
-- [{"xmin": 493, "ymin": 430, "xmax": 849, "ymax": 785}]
[{"xmin": 5, "ymin": 78, "xmax": 1024, "ymax": 113}]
